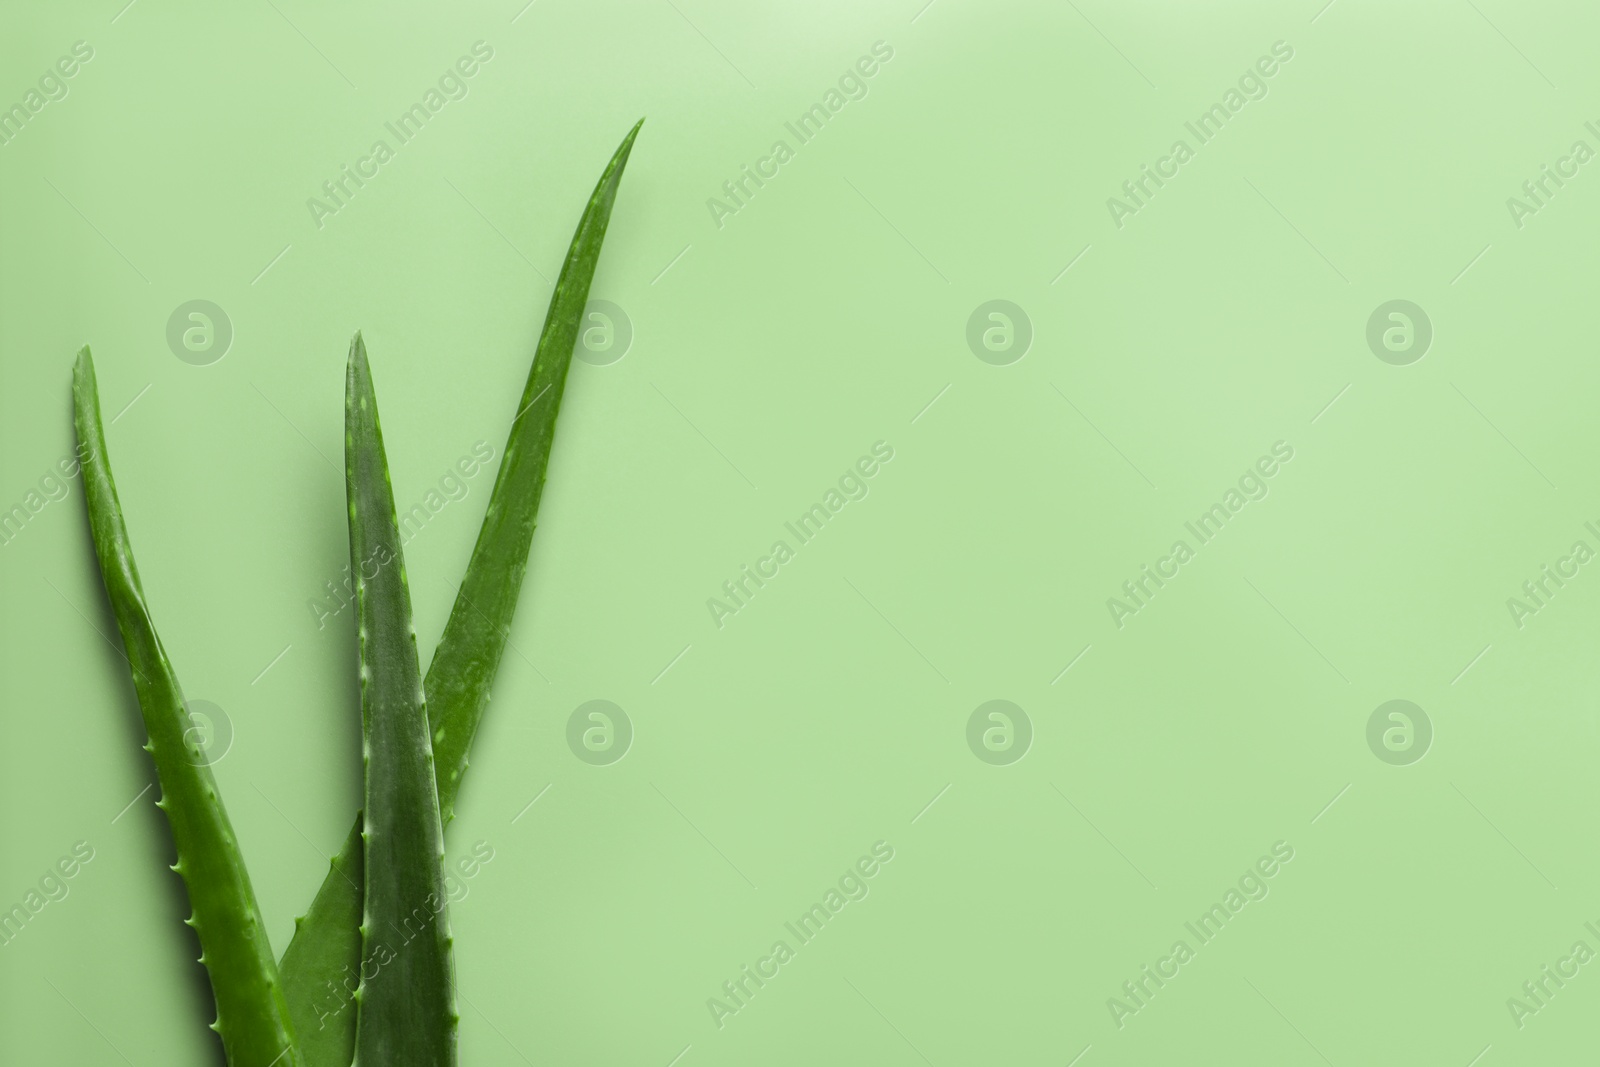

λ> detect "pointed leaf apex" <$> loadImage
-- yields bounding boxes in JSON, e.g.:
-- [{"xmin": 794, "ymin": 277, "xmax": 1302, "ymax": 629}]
[
  {"xmin": 609, "ymin": 119, "xmax": 644, "ymax": 177},
  {"xmin": 72, "ymin": 346, "xmax": 97, "ymax": 397}
]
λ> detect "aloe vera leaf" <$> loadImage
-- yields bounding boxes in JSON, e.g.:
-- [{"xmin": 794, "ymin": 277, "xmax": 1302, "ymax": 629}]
[
  {"xmin": 344, "ymin": 334, "xmax": 457, "ymax": 1066},
  {"xmin": 277, "ymin": 823, "xmax": 364, "ymax": 1065},
  {"xmin": 429, "ymin": 115, "xmax": 643, "ymax": 821},
  {"xmin": 73, "ymin": 347, "xmax": 304, "ymax": 1067},
  {"xmin": 279, "ymin": 119, "xmax": 643, "ymax": 1064}
]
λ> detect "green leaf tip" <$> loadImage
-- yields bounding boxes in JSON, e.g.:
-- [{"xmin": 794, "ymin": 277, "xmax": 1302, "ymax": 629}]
[
  {"xmin": 346, "ymin": 334, "xmax": 370, "ymax": 396},
  {"xmin": 618, "ymin": 116, "xmax": 645, "ymax": 157}
]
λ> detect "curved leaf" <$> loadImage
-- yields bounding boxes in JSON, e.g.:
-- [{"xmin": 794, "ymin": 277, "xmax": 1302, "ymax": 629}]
[{"xmin": 74, "ymin": 347, "xmax": 304, "ymax": 1067}]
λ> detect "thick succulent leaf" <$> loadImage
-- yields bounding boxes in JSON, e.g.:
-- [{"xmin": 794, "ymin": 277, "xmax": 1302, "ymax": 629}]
[
  {"xmin": 427, "ymin": 117, "xmax": 645, "ymax": 819},
  {"xmin": 344, "ymin": 335, "xmax": 457, "ymax": 1066},
  {"xmin": 279, "ymin": 119, "xmax": 643, "ymax": 1065},
  {"xmin": 277, "ymin": 823, "xmax": 364, "ymax": 1063},
  {"xmin": 74, "ymin": 347, "xmax": 304, "ymax": 1067}
]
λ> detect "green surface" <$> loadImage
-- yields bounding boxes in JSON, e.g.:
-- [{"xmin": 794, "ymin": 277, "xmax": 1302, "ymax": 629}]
[{"xmin": 4, "ymin": 1, "xmax": 1600, "ymax": 1065}]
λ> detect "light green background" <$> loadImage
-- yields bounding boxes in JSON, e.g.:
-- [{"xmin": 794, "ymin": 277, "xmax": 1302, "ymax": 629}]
[{"xmin": 3, "ymin": 0, "xmax": 1599, "ymax": 1063}]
